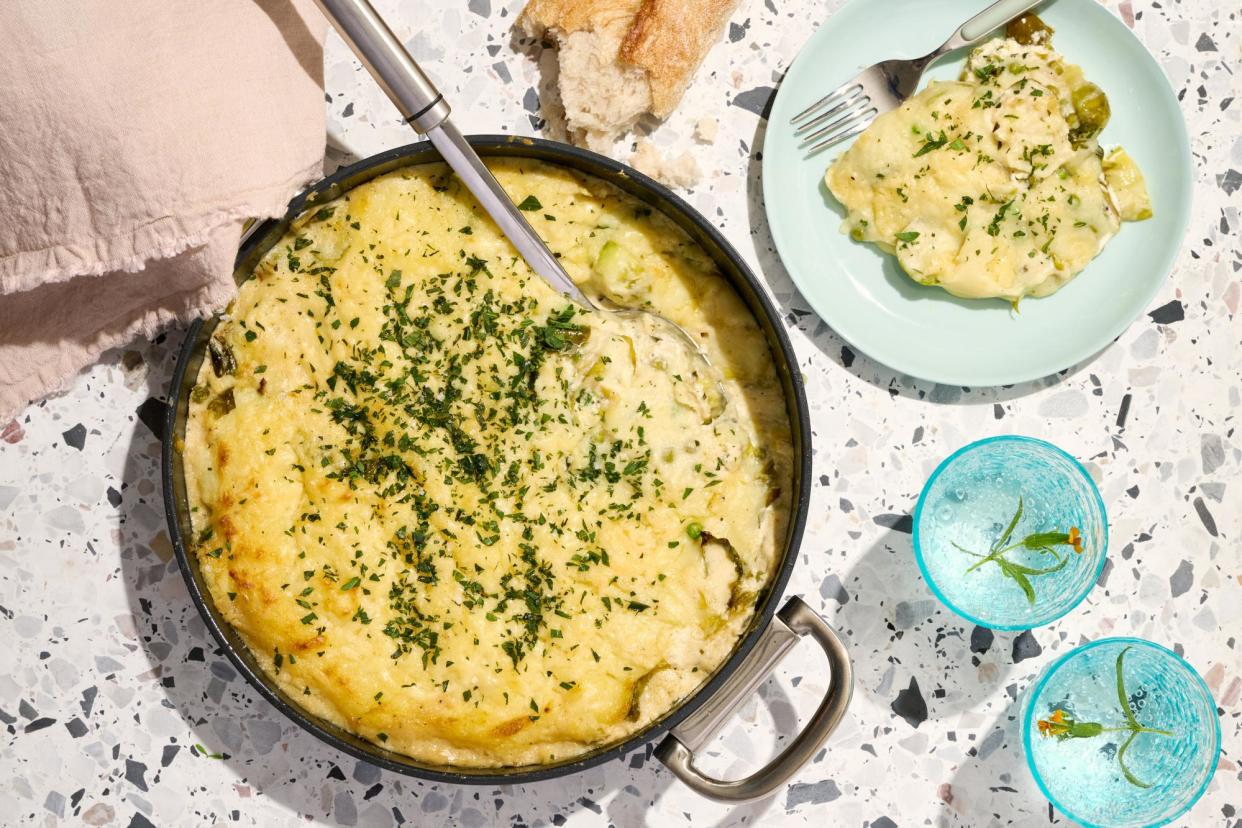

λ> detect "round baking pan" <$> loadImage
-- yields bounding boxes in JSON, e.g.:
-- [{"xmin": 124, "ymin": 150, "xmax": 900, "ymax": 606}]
[{"xmin": 163, "ymin": 135, "xmax": 851, "ymax": 801}]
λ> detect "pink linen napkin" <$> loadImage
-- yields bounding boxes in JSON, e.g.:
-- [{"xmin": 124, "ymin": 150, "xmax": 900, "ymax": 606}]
[{"xmin": 0, "ymin": 0, "xmax": 329, "ymax": 421}]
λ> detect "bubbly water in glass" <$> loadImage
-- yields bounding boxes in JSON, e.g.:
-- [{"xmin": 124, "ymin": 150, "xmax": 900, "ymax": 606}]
[
  {"xmin": 915, "ymin": 437, "xmax": 1106, "ymax": 629},
  {"xmin": 1023, "ymin": 639, "xmax": 1220, "ymax": 827}
]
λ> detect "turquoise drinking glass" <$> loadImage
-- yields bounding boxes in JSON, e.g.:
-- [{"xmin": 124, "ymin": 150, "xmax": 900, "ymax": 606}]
[
  {"xmin": 1022, "ymin": 638, "xmax": 1221, "ymax": 827},
  {"xmin": 913, "ymin": 435, "xmax": 1107, "ymax": 629}
]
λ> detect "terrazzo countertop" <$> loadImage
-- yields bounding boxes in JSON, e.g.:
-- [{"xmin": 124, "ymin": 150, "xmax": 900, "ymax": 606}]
[{"xmin": 1, "ymin": 0, "xmax": 1238, "ymax": 825}]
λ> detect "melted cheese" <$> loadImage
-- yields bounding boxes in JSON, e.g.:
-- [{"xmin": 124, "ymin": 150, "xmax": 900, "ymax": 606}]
[
  {"xmin": 826, "ymin": 35, "xmax": 1151, "ymax": 303},
  {"xmin": 182, "ymin": 159, "xmax": 791, "ymax": 767}
]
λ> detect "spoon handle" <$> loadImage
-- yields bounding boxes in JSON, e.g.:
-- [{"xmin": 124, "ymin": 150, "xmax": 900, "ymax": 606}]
[
  {"xmin": 428, "ymin": 120, "xmax": 592, "ymax": 305},
  {"xmin": 312, "ymin": 0, "xmax": 594, "ymax": 308},
  {"xmin": 313, "ymin": 0, "xmax": 448, "ymax": 131}
]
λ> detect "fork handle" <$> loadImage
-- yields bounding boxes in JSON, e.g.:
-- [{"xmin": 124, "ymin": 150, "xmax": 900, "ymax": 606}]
[{"xmin": 934, "ymin": 0, "xmax": 1045, "ymax": 56}]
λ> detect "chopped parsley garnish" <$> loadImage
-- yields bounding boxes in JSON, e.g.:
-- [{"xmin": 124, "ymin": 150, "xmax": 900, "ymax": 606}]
[
  {"xmin": 986, "ymin": 201, "xmax": 1015, "ymax": 237},
  {"xmin": 201, "ymin": 178, "xmax": 764, "ymax": 715},
  {"xmin": 973, "ymin": 63, "xmax": 1001, "ymax": 84},
  {"xmin": 913, "ymin": 131, "xmax": 949, "ymax": 157}
]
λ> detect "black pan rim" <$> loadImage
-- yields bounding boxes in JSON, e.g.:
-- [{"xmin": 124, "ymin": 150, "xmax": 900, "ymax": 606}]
[{"xmin": 163, "ymin": 134, "xmax": 812, "ymax": 786}]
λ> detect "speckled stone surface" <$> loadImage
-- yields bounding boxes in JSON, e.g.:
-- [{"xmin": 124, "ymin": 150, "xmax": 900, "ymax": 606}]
[{"xmin": 1, "ymin": 1, "xmax": 1238, "ymax": 825}]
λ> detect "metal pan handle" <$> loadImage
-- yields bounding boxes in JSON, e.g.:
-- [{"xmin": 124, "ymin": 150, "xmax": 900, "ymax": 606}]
[{"xmin": 654, "ymin": 597, "xmax": 852, "ymax": 802}]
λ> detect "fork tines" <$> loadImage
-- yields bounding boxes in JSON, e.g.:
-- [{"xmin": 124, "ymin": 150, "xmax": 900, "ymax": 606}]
[{"xmin": 791, "ymin": 77, "xmax": 878, "ymax": 155}]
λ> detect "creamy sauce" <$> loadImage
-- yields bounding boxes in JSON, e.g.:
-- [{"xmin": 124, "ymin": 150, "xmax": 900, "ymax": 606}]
[
  {"xmin": 827, "ymin": 34, "xmax": 1151, "ymax": 303},
  {"xmin": 183, "ymin": 159, "xmax": 791, "ymax": 767}
]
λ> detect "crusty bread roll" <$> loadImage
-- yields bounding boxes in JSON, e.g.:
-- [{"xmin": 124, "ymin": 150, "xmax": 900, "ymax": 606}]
[{"xmin": 520, "ymin": 0, "xmax": 740, "ymax": 149}]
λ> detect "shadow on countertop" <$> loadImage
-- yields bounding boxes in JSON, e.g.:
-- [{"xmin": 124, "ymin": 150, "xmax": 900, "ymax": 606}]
[
  {"xmin": 823, "ymin": 524, "xmax": 1064, "ymax": 825},
  {"xmin": 827, "ymin": 527, "xmax": 1027, "ymax": 724},
  {"xmin": 936, "ymin": 696, "xmax": 1050, "ymax": 825}
]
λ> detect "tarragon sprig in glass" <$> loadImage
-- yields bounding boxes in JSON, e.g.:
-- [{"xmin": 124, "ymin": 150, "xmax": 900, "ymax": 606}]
[
  {"xmin": 1037, "ymin": 647, "xmax": 1174, "ymax": 788},
  {"xmin": 954, "ymin": 497, "xmax": 1083, "ymax": 604}
]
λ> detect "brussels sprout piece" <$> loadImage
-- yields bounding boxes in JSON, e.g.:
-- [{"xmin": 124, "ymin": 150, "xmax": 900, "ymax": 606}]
[
  {"xmin": 1006, "ymin": 13, "xmax": 1055, "ymax": 45},
  {"xmin": 592, "ymin": 239, "xmax": 649, "ymax": 303},
  {"xmin": 1070, "ymin": 83, "xmax": 1111, "ymax": 146},
  {"xmin": 625, "ymin": 664, "xmax": 668, "ymax": 721},
  {"xmin": 206, "ymin": 337, "xmax": 237, "ymax": 377},
  {"xmin": 207, "ymin": 388, "xmax": 236, "ymax": 416}
]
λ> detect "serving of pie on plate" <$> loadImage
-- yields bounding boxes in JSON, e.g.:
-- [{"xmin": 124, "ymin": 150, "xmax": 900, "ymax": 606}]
[
  {"xmin": 761, "ymin": 0, "xmax": 1192, "ymax": 387},
  {"xmin": 826, "ymin": 16, "xmax": 1151, "ymax": 304},
  {"xmin": 182, "ymin": 158, "xmax": 792, "ymax": 767}
]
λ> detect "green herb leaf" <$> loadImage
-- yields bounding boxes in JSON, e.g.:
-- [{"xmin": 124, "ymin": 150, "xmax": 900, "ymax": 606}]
[
  {"xmin": 973, "ymin": 63, "xmax": 1001, "ymax": 83},
  {"xmin": 1022, "ymin": 531, "xmax": 1070, "ymax": 548},
  {"xmin": 1003, "ymin": 554, "xmax": 1068, "ymax": 577},
  {"xmin": 1116, "ymin": 729, "xmax": 1152, "ymax": 788},
  {"xmin": 998, "ymin": 561, "xmax": 1036, "ymax": 604},
  {"xmin": 895, "ymin": 231, "xmax": 920, "ymax": 243},
  {"xmin": 994, "ymin": 497, "xmax": 1024, "ymax": 551},
  {"xmin": 1068, "ymin": 720, "xmax": 1104, "ymax": 738},
  {"xmin": 341, "ymin": 576, "xmax": 361, "ymax": 591},
  {"xmin": 517, "ymin": 195, "xmax": 543, "ymax": 211},
  {"xmin": 986, "ymin": 200, "xmax": 1014, "ymax": 237},
  {"xmin": 913, "ymin": 130, "xmax": 949, "ymax": 157},
  {"xmin": 953, "ymin": 541, "xmax": 987, "ymax": 560},
  {"xmin": 1116, "ymin": 647, "xmax": 1140, "ymax": 729}
]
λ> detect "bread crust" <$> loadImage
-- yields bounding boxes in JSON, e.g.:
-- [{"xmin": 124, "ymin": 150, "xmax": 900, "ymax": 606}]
[
  {"xmin": 621, "ymin": 0, "xmax": 739, "ymax": 118},
  {"xmin": 521, "ymin": 0, "xmax": 738, "ymax": 121},
  {"xmin": 520, "ymin": 0, "xmax": 644, "ymax": 37}
]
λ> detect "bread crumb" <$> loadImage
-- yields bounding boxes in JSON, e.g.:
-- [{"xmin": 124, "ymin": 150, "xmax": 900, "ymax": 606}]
[
  {"xmin": 630, "ymin": 141, "xmax": 700, "ymax": 188},
  {"xmin": 693, "ymin": 117, "xmax": 718, "ymax": 144}
]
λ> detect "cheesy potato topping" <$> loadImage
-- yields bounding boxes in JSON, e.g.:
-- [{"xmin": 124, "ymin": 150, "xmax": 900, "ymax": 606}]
[
  {"xmin": 183, "ymin": 159, "xmax": 791, "ymax": 767},
  {"xmin": 827, "ymin": 20, "xmax": 1151, "ymax": 303}
]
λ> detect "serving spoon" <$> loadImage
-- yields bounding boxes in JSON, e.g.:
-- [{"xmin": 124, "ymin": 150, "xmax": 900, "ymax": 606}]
[{"xmin": 312, "ymin": 0, "xmax": 719, "ymax": 387}]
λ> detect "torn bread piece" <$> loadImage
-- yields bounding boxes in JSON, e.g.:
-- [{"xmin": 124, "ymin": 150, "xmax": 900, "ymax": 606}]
[{"xmin": 520, "ymin": 0, "xmax": 740, "ymax": 150}]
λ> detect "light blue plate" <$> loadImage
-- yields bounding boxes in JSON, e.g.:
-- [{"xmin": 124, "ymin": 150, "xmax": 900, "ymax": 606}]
[{"xmin": 762, "ymin": 0, "xmax": 1192, "ymax": 386}]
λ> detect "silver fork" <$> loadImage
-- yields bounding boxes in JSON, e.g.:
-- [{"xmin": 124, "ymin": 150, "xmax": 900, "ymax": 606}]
[{"xmin": 792, "ymin": 0, "xmax": 1044, "ymax": 154}]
